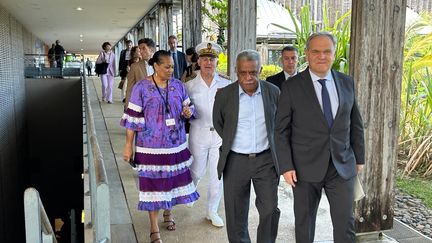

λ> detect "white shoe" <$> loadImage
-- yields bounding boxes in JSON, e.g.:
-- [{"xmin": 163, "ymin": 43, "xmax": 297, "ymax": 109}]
[{"xmin": 206, "ymin": 213, "xmax": 224, "ymax": 227}]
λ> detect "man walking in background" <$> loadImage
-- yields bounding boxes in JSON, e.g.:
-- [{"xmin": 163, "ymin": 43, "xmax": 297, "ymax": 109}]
[
  {"xmin": 168, "ymin": 35, "xmax": 187, "ymax": 79},
  {"xmin": 266, "ymin": 46, "xmax": 298, "ymax": 89}
]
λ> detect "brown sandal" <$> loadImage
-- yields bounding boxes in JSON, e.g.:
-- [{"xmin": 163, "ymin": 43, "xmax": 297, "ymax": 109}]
[
  {"xmin": 150, "ymin": 231, "xmax": 162, "ymax": 243},
  {"xmin": 163, "ymin": 213, "xmax": 176, "ymax": 231}
]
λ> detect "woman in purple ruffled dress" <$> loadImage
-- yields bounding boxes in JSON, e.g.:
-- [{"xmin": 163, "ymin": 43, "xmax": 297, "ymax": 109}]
[{"xmin": 121, "ymin": 50, "xmax": 199, "ymax": 243}]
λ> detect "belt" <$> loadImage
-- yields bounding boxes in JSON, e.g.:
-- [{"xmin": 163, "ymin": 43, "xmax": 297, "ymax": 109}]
[{"xmin": 231, "ymin": 149, "xmax": 270, "ymax": 158}]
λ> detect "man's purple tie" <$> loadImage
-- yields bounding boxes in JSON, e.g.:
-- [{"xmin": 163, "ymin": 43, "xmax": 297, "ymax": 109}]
[{"xmin": 318, "ymin": 79, "xmax": 333, "ymax": 127}]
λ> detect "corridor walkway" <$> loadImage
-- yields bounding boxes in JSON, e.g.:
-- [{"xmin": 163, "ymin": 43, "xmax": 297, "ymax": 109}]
[
  {"xmin": 87, "ymin": 76, "xmax": 430, "ymax": 243},
  {"xmin": 87, "ymin": 76, "xmax": 333, "ymax": 242}
]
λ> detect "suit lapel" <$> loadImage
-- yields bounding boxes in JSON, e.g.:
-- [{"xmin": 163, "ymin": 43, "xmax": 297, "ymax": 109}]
[
  {"xmin": 230, "ymin": 83, "xmax": 239, "ymax": 140},
  {"xmin": 260, "ymin": 81, "xmax": 272, "ymax": 134},
  {"xmin": 300, "ymin": 69, "xmax": 329, "ymax": 127}
]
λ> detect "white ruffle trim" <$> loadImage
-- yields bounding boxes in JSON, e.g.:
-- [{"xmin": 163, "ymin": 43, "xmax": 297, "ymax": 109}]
[
  {"xmin": 128, "ymin": 102, "xmax": 142, "ymax": 112},
  {"xmin": 137, "ymin": 157, "xmax": 192, "ymax": 172},
  {"xmin": 136, "ymin": 142, "xmax": 188, "ymax": 154},
  {"xmin": 139, "ymin": 182, "xmax": 196, "ymax": 202},
  {"xmin": 121, "ymin": 113, "xmax": 145, "ymax": 124}
]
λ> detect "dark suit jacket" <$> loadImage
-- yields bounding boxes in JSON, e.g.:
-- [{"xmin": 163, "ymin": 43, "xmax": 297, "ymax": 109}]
[
  {"xmin": 266, "ymin": 71, "xmax": 286, "ymax": 90},
  {"xmin": 213, "ymin": 80, "xmax": 280, "ymax": 179},
  {"xmin": 119, "ymin": 49, "xmax": 128, "ymax": 72},
  {"xmin": 275, "ymin": 68, "xmax": 365, "ymax": 182},
  {"xmin": 173, "ymin": 51, "xmax": 187, "ymax": 79}
]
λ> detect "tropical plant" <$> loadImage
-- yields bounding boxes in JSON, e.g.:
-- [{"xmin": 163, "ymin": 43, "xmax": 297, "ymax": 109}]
[
  {"xmin": 400, "ymin": 12, "xmax": 432, "ymax": 177},
  {"xmin": 282, "ymin": 2, "xmax": 351, "ymax": 73},
  {"xmin": 202, "ymin": 0, "xmax": 228, "ymax": 45}
]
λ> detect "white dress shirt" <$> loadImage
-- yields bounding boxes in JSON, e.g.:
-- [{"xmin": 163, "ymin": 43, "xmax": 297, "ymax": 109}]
[
  {"xmin": 231, "ymin": 83, "xmax": 269, "ymax": 154},
  {"xmin": 284, "ymin": 71, "xmax": 297, "ymax": 80},
  {"xmin": 309, "ymin": 70, "xmax": 339, "ymax": 119},
  {"xmin": 186, "ymin": 72, "xmax": 230, "ymax": 130}
]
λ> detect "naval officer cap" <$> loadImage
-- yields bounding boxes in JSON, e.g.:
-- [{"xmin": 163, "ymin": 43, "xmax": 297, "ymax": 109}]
[{"xmin": 196, "ymin": 42, "xmax": 222, "ymax": 58}]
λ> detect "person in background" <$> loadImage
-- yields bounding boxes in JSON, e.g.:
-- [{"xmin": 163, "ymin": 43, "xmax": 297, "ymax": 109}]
[
  {"xmin": 185, "ymin": 42, "xmax": 230, "ymax": 228},
  {"xmin": 121, "ymin": 50, "xmax": 199, "ymax": 243},
  {"xmin": 54, "ymin": 40, "xmax": 66, "ymax": 69},
  {"xmin": 119, "ymin": 46, "xmax": 141, "ymax": 102},
  {"xmin": 48, "ymin": 43, "xmax": 56, "ymax": 68},
  {"xmin": 125, "ymin": 38, "xmax": 156, "ymax": 106},
  {"xmin": 168, "ymin": 35, "xmax": 187, "ymax": 79},
  {"xmin": 119, "ymin": 40, "xmax": 133, "ymax": 101},
  {"xmin": 181, "ymin": 47, "xmax": 200, "ymax": 82},
  {"xmin": 85, "ymin": 58, "xmax": 93, "ymax": 76},
  {"xmin": 96, "ymin": 42, "xmax": 116, "ymax": 104},
  {"xmin": 266, "ymin": 46, "xmax": 299, "ymax": 90}
]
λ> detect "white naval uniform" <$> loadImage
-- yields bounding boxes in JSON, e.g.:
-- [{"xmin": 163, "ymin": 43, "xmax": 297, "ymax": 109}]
[{"xmin": 185, "ymin": 71, "xmax": 231, "ymax": 214}]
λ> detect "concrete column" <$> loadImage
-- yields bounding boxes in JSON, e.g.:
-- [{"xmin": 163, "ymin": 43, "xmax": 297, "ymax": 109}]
[
  {"xmin": 158, "ymin": 3, "xmax": 173, "ymax": 51},
  {"xmin": 144, "ymin": 14, "xmax": 157, "ymax": 42},
  {"xmin": 349, "ymin": 0, "xmax": 407, "ymax": 235},
  {"xmin": 228, "ymin": 0, "xmax": 257, "ymax": 80},
  {"xmin": 182, "ymin": 0, "xmax": 202, "ymax": 50}
]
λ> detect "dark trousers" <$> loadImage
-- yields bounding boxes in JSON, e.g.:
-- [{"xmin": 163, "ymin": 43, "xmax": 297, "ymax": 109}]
[
  {"xmin": 223, "ymin": 150, "xmax": 280, "ymax": 243},
  {"xmin": 87, "ymin": 67, "xmax": 92, "ymax": 76},
  {"xmin": 293, "ymin": 161, "xmax": 355, "ymax": 243}
]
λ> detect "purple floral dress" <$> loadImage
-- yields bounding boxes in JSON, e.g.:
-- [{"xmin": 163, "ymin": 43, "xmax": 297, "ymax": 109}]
[{"xmin": 120, "ymin": 78, "xmax": 199, "ymax": 211}]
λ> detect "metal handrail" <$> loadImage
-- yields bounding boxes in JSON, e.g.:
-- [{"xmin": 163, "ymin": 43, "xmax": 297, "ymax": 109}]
[
  {"xmin": 24, "ymin": 188, "xmax": 58, "ymax": 243},
  {"xmin": 82, "ymin": 74, "xmax": 111, "ymax": 242}
]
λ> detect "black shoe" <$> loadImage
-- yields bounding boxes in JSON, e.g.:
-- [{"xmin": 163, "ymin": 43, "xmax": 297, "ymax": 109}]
[{"xmin": 122, "ymin": 98, "xmax": 126, "ymax": 103}]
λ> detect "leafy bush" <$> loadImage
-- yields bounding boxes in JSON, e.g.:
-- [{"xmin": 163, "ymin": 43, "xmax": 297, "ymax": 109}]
[{"xmin": 217, "ymin": 53, "xmax": 281, "ymax": 80}]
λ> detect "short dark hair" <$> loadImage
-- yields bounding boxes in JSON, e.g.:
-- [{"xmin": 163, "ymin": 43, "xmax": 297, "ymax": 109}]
[
  {"xmin": 125, "ymin": 40, "xmax": 133, "ymax": 45},
  {"xmin": 148, "ymin": 50, "xmax": 172, "ymax": 66},
  {"xmin": 138, "ymin": 38, "xmax": 156, "ymax": 49},
  {"xmin": 168, "ymin": 35, "xmax": 177, "ymax": 41},
  {"xmin": 281, "ymin": 46, "xmax": 298, "ymax": 54},
  {"xmin": 185, "ymin": 47, "xmax": 196, "ymax": 56},
  {"xmin": 102, "ymin": 42, "xmax": 111, "ymax": 50}
]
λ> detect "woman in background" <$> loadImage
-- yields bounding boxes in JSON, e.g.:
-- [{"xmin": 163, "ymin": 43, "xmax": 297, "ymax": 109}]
[
  {"xmin": 96, "ymin": 42, "xmax": 116, "ymax": 103},
  {"xmin": 181, "ymin": 47, "xmax": 200, "ymax": 82}
]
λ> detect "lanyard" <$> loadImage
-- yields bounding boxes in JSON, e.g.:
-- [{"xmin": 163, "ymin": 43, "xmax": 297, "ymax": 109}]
[{"xmin": 152, "ymin": 75, "xmax": 170, "ymax": 114}]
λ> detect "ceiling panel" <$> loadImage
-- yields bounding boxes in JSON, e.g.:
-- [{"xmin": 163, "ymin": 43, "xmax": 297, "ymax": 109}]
[{"xmin": 0, "ymin": 0, "xmax": 159, "ymax": 54}]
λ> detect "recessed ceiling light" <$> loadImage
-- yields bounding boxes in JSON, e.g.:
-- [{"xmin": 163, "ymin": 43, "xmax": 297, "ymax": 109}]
[
  {"xmin": 80, "ymin": 39, "xmax": 83, "ymax": 42},
  {"xmin": 81, "ymin": 48, "xmax": 84, "ymax": 51},
  {"xmin": 76, "ymin": 7, "xmax": 83, "ymax": 11},
  {"xmin": 79, "ymin": 34, "xmax": 83, "ymax": 38}
]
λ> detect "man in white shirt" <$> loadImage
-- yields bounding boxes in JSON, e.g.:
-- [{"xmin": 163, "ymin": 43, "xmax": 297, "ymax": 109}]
[{"xmin": 185, "ymin": 42, "xmax": 230, "ymax": 227}]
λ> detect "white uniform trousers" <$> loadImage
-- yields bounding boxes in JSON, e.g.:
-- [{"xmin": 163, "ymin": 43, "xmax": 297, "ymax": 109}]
[{"xmin": 189, "ymin": 126, "xmax": 223, "ymax": 214}]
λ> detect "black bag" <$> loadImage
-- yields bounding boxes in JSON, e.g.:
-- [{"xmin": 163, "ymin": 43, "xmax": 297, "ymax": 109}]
[{"xmin": 95, "ymin": 62, "xmax": 109, "ymax": 75}]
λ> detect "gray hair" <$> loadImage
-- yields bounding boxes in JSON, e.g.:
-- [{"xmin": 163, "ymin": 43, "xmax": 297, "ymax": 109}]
[
  {"xmin": 305, "ymin": 32, "xmax": 337, "ymax": 50},
  {"xmin": 236, "ymin": 49, "xmax": 262, "ymax": 71}
]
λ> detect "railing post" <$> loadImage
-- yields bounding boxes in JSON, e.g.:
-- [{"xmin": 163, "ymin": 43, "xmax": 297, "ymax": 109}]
[{"xmin": 24, "ymin": 188, "xmax": 42, "ymax": 243}]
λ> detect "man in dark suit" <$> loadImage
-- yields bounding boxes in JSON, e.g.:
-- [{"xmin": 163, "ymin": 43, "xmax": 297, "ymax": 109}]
[
  {"xmin": 213, "ymin": 49, "xmax": 280, "ymax": 243},
  {"xmin": 275, "ymin": 32, "xmax": 365, "ymax": 243},
  {"xmin": 168, "ymin": 35, "xmax": 187, "ymax": 79},
  {"xmin": 266, "ymin": 46, "xmax": 298, "ymax": 89},
  {"xmin": 119, "ymin": 40, "xmax": 133, "ymax": 101}
]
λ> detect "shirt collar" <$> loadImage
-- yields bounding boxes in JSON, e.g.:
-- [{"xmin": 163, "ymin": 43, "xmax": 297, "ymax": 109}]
[
  {"xmin": 239, "ymin": 81, "xmax": 261, "ymax": 96},
  {"xmin": 284, "ymin": 70, "xmax": 297, "ymax": 80},
  {"xmin": 309, "ymin": 69, "xmax": 333, "ymax": 83},
  {"xmin": 198, "ymin": 71, "xmax": 222, "ymax": 88}
]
